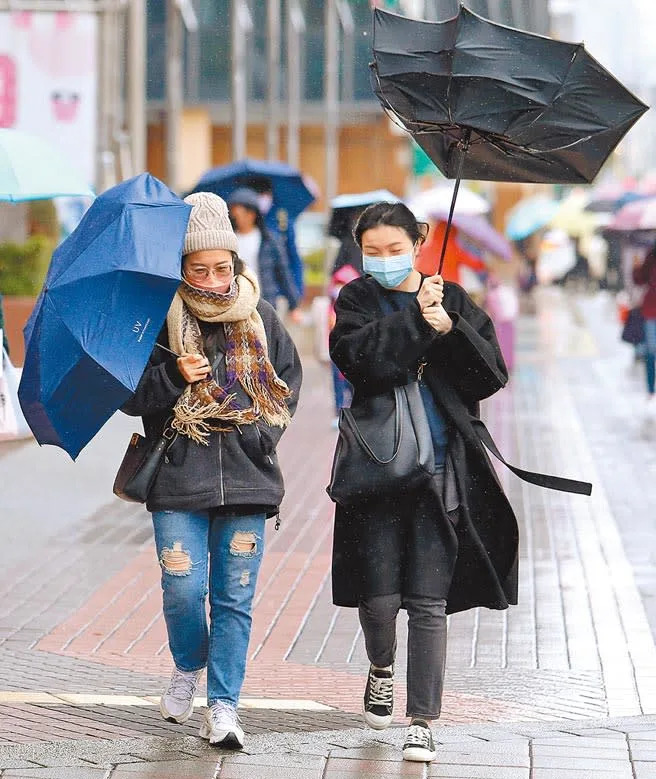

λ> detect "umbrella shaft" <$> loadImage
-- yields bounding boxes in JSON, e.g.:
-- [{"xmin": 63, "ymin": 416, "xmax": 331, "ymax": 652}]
[
  {"xmin": 155, "ymin": 342, "xmax": 181, "ymax": 358},
  {"xmin": 438, "ymin": 131, "xmax": 471, "ymax": 276}
]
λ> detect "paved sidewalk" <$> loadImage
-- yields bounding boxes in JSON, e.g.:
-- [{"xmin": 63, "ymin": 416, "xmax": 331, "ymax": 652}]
[{"xmin": 2, "ymin": 288, "xmax": 656, "ymax": 777}]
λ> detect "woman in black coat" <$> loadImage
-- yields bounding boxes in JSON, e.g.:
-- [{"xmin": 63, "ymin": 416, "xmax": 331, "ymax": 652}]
[{"xmin": 329, "ymin": 202, "xmax": 516, "ymax": 762}]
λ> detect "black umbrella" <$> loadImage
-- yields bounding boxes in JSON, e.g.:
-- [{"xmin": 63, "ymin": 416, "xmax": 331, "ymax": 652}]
[{"xmin": 371, "ymin": 6, "xmax": 648, "ymax": 271}]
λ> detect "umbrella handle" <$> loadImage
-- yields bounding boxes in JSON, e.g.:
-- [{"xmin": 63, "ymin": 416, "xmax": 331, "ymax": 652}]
[
  {"xmin": 437, "ymin": 130, "xmax": 472, "ymax": 276},
  {"xmin": 155, "ymin": 342, "xmax": 181, "ymax": 358}
]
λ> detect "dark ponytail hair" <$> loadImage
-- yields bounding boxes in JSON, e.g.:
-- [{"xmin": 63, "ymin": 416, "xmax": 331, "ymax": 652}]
[{"xmin": 353, "ymin": 202, "xmax": 428, "ymax": 249}]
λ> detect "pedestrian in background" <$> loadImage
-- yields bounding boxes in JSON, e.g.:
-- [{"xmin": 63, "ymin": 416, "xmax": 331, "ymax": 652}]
[
  {"xmin": 329, "ymin": 202, "xmax": 517, "ymax": 763},
  {"xmin": 227, "ymin": 187, "xmax": 302, "ymax": 322},
  {"xmin": 328, "ymin": 263, "xmax": 360, "ymax": 425},
  {"xmin": 633, "ymin": 242, "xmax": 656, "ymax": 415},
  {"xmin": 0, "ymin": 291, "xmax": 9, "ymax": 356},
  {"xmin": 122, "ymin": 192, "xmax": 302, "ymax": 750}
]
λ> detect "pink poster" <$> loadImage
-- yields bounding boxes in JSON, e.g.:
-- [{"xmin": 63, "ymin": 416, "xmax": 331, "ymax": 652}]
[{"xmin": 0, "ymin": 11, "xmax": 97, "ymax": 185}]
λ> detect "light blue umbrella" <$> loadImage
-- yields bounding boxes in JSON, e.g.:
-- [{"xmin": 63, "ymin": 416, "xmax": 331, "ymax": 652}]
[
  {"xmin": 506, "ymin": 196, "xmax": 559, "ymax": 241},
  {"xmin": 0, "ymin": 128, "xmax": 94, "ymax": 202}
]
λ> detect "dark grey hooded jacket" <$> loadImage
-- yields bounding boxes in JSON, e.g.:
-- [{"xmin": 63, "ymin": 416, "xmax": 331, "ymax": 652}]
[{"xmin": 121, "ymin": 299, "xmax": 302, "ymax": 515}]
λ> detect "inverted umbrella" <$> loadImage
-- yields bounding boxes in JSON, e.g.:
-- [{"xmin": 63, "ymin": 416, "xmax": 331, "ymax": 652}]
[
  {"xmin": 190, "ymin": 159, "xmax": 317, "ymax": 220},
  {"xmin": 0, "ymin": 128, "xmax": 94, "ymax": 201},
  {"xmin": 371, "ymin": 6, "xmax": 648, "ymax": 271},
  {"xmin": 18, "ymin": 173, "xmax": 191, "ymax": 459}
]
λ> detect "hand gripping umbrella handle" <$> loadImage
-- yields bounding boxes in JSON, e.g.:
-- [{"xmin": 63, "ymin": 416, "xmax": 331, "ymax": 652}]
[{"xmin": 437, "ymin": 129, "xmax": 472, "ymax": 276}]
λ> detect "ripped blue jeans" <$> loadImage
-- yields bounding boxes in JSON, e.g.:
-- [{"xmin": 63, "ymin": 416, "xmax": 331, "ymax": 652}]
[{"xmin": 151, "ymin": 510, "xmax": 266, "ymax": 707}]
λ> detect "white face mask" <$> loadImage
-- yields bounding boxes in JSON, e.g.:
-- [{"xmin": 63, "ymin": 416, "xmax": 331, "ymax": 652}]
[{"xmin": 256, "ymin": 193, "xmax": 273, "ymax": 214}]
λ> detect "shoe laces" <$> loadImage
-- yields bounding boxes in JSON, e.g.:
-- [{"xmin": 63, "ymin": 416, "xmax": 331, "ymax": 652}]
[
  {"xmin": 406, "ymin": 723, "xmax": 431, "ymax": 748},
  {"xmin": 368, "ymin": 672, "xmax": 394, "ymax": 706},
  {"xmin": 167, "ymin": 669, "xmax": 198, "ymax": 702},
  {"xmin": 208, "ymin": 700, "xmax": 241, "ymax": 726}
]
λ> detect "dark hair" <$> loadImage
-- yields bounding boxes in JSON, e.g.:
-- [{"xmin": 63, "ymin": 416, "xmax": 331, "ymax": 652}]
[{"xmin": 353, "ymin": 202, "xmax": 428, "ymax": 249}]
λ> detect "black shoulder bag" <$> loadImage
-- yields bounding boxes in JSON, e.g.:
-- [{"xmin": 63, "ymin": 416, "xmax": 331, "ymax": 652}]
[
  {"xmin": 113, "ymin": 419, "xmax": 177, "ymax": 504},
  {"xmin": 327, "ymin": 292, "xmax": 435, "ymax": 506}
]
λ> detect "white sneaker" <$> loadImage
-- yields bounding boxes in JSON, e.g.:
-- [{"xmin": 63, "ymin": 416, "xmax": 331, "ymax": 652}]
[
  {"xmin": 646, "ymin": 395, "xmax": 656, "ymax": 418},
  {"xmin": 199, "ymin": 701, "xmax": 244, "ymax": 749},
  {"xmin": 159, "ymin": 667, "xmax": 203, "ymax": 724},
  {"xmin": 403, "ymin": 720, "xmax": 437, "ymax": 762}
]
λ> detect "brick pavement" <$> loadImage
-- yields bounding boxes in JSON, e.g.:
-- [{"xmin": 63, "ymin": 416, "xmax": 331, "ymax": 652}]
[{"xmin": 2, "ymin": 288, "xmax": 656, "ymax": 776}]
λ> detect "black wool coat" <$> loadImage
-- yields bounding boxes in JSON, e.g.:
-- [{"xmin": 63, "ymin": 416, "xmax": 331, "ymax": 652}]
[{"xmin": 329, "ymin": 276, "xmax": 518, "ymax": 615}]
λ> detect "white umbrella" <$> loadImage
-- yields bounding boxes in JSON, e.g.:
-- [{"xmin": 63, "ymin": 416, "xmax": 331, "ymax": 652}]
[{"xmin": 407, "ymin": 183, "xmax": 489, "ymax": 221}]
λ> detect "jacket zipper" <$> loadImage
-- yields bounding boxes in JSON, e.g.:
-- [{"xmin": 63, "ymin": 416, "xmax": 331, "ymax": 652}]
[
  {"xmin": 255, "ymin": 425, "xmax": 274, "ymax": 464},
  {"xmin": 218, "ymin": 432, "xmax": 225, "ymax": 505}
]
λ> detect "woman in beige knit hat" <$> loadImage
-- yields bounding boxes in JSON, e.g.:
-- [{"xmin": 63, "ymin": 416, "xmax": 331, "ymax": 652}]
[{"xmin": 122, "ymin": 191, "xmax": 303, "ymax": 750}]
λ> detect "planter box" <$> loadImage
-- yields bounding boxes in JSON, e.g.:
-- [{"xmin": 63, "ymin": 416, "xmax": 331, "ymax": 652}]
[{"xmin": 3, "ymin": 296, "xmax": 36, "ymax": 367}]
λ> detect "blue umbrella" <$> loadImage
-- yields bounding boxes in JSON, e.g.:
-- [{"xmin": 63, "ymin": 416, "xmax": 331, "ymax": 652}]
[
  {"xmin": 506, "ymin": 197, "xmax": 559, "ymax": 241},
  {"xmin": 190, "ymin": 159, "xmax": 317, "ymax": 220},
  {"xmin": 19, "ymin": 173, "xmax": 191, "ymax": 459}
]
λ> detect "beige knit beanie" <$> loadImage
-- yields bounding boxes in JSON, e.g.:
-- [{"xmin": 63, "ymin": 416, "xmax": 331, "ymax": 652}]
[{"xmin": 183, "ymin": 192, "xmax": 239, "ymax": 255}]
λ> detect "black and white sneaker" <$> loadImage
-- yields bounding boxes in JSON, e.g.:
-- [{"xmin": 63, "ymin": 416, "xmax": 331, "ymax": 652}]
[
  {"xmin": 403, "ymin": 720, "xmax": 437, "ymax": 762},
  {"xmin": 363, "ymin": 664, "xmax": 394, "ymax": 730}
]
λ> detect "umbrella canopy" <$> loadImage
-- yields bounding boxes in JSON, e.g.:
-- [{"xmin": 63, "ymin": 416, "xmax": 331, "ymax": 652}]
[
  {"xmin": 328, "ymin": 189, "xmax": 400, "ymax": 239},
  {"xmin": 550, "ymin": 189, "xmax": 601, "ymax": 238},
  {"xmin": 443, "ymin": 214, "xmax": 512, "ymax": 260},
  {"xmin": 506, "ymin": 196, "xmax": 559, "ymax": 241},
  {"xmin": 407, "ymin": 183, "xmax": 489, "ymax": 220},
  {"xmin": 190, "ymin": 159, "xmax": 317, "ymax": 220},
  {"xmin": 608, "ymin": 197, "xmax": 656, "ymax": 232},
  {"xmin": 19, "ymin": 173, "xmax": 191, "ymax": 459},
  {"xmin": 0, "ymin": 128, "xmax": 94, "ymax": 201},
  {"xmin": 371, "ymin": 7, "xmax": 648, "ymax": 185}
]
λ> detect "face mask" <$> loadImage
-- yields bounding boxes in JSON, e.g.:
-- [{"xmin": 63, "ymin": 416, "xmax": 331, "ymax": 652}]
[
  {"xmin": 362, "ymin": 253, "xmax": 414, "ymax": 289},
  {"xmin": 256, "ymin": 193, "xmax": 273, "ymax": 214}
]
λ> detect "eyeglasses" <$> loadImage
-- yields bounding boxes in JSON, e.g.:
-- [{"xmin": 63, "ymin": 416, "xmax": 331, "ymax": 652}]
[{"xmin": 184, "ymin": 264, "xmax": 234, "ymax": 282}]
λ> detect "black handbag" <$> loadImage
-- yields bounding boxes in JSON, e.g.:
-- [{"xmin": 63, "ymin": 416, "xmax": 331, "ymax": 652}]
[
  {"xmin": 621, "ymin": 307, "xmax": 645, "ymax": 345},
  {"xmin": 113, "ymin": 420, "xmax": 177, "ymax": 503},
  {"xmin": 327, "ymin": 381, "xmax": 435, "ymax": 506}
]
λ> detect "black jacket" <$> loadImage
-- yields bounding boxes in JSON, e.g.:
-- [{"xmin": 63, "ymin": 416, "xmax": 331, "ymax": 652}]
[
  {"xmin": 329, "ymin": 276, "xmax": 518, "ymax": 614},
  {"xmin": 122, "ymin": 299, "xmax": 302, "ymax": 515}
]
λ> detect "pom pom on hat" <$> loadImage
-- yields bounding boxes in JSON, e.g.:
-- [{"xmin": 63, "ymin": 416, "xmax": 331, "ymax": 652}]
[{"xmin": 183, "ymin": 192, "xmax": 239, "ymax": 255}]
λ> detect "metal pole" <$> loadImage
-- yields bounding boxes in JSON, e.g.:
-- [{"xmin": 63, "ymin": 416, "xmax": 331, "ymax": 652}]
[
  {"xmin": 337, "ymin": 0, "xmax": 354, "ymax": 104},
  {"xmin": 186, "ymin": 0, "xmax": 201, "ymax": 101},
  {"xmin": 324, "ymin": 0, "xmax": 339, "ymax": 211},
  {"xmin": 231, "ymin": 0, "xmax": 248, "ymax": 161},
  {"xmin": 127, "ymin": 0, "xmax": 147, "ymax": 174},
  {"xmin": 286, "ymin": 0, "xmax": 303, "ymax": 168},
  {"xmin": 166, "ymin": 0, "xmax": 183, "ymax": 190},
  {"xmin": 96, "ymin": 2, "xmax": 118, "ymax": 192},
  {"xmin": 266, "ymin": 0, "xmax": 281, "ymax": 160}
]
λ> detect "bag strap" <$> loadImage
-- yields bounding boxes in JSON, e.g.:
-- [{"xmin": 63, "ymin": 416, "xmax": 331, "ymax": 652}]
[
  {"xmin": 472, "ymin": 418, "xmax": 592, "ymax": 496},
  {"xmin": 341, "ymin": 386, "xmax": 403, "ymax": 464}
]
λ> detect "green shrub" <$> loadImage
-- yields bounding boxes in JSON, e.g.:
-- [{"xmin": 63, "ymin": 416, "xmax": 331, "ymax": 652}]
[
  {"xmin": 303, "ymin": 247, "xmax": 327, "ymax": 288},
  {"xmin": 0, "ymin": 236, "xmax": 54, "ymax": 296}
]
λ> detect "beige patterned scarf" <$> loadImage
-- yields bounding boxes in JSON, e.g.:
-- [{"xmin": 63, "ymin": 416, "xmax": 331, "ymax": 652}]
[{"xmin": 166, "ymin": 268, "xmax": 292, "ymax": 444}]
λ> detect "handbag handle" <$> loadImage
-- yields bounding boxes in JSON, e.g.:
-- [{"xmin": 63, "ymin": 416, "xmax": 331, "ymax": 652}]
[{"xmin": 341, "ymin": 385, "xmax": 403, "ymax": 465}]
